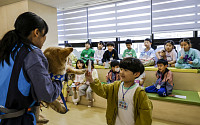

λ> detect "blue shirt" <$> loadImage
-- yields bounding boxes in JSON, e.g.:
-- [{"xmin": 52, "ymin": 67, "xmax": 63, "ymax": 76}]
[{"xmin": 139, "ymin": 48, "xmax": 155, "ymax": 60}]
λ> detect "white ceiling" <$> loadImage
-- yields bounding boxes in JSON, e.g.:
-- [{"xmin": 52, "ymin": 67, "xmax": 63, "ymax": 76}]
[{"xmin": 31, "ymin": 0, "xmax": 124, "ymax": 11}]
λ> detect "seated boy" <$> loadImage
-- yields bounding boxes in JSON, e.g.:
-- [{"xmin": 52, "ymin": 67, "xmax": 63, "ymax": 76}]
[
  {"xmin": 85, "ymin": 57, "xmax": 152, "ymax": 125},
  {"xmin": 122, "ymin": 39, "xmax": 137, "ymax": 58},
  {"xmin": 139, "ymin": 38, "xmax": 155, "ymax": 66},
  {"xmin": 80, "ymin": 41, "xmax": 95, "ymax": 63},
  {"xmin": 102, "ymin": 42, "xmax": 119, "ymax": 66},
  {"xmin": 145, "ymin": 59, "xmax": 173, "ymax": 96},
  {"xmin": 106, "ymin": 60, "xmax": 120, "ymax": 84}
]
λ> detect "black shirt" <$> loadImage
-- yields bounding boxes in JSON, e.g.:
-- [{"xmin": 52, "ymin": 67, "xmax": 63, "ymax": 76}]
[{"xmin": 102, "ymin": 49, "xmax": 119, "ymax": 63}]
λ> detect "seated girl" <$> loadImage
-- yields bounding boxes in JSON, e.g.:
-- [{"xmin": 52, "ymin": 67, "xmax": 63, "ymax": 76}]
[
  {"xmin": 156, "ymin": 40, "xmax": 177, "ymax": 67},
  {"xmin": 71, "ymin": 59, "xmax": 85, "ymax": 105},
  {"xmin": 94, "ymin": 41, "xmax": 105, "ymax": 65},
  {"xmin": 79, "ymin": 59, "xmax": 98, "ymax": 107},
  {"xmin": 175, "ymin": 39, "xmax": 200, "ymax": 69}
]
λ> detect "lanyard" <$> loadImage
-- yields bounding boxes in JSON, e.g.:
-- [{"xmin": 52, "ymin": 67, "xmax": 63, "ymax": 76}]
[
  {"xmin": 108, "ymin": 51, "xmax": 113, "ymax": 58},
  {"xmin": 122, "ymin": 82, "xmax": 135, "ymax": 101},
  {"xmin": 159, "ymin": 73, "xmax": 162, "ymax": 85}
]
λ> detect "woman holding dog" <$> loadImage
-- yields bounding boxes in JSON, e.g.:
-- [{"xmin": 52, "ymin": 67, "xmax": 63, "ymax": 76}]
[{"xmin": 0, "ymin": 12, "xmax": 63, "ymax": 125}]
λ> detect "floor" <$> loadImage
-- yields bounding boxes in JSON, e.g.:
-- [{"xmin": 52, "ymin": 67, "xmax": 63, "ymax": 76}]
[{"xmin": 40, "ymin": 102, "xmax": 185, "ymax": 125}]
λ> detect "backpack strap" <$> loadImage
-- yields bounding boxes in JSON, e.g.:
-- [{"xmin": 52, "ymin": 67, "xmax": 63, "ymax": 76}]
[{"xmin": 0, "ymin": 45, "xmax": 30, "ymax": 119}]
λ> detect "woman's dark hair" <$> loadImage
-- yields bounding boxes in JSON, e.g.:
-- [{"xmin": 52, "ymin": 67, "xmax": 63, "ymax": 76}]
[
  {"xmin": 86, "ymin": 59, "xmax": 94, "ymax": 69},
  {"xmin": 119, "ymin": 57, "xmax": 144, "ymax": 75},
  {"xmin": 106, "ymin": 42, "xmax": 115, "ymax": 47},
  {"xmin": 111, "ymin": 60, "xmax": 119, "ymax": 67},
  {"xmin": 0, "ymin": 12, "xmax": 48, "ymax": 66},
  {"xmin": 179, "ymin": 38, "xmax": 191, "ymax": 45},
  {"xmin": 164, "ymin": 40, "xmax": 177, "ymax": 54},
  {"xmin": 76, "ymin": 59, "xmax": 85, "ymax": 69},
  {"xmin": 157, "ymin": 59, "xmax": 168, "ymax": 66},
  {"xmin": 125, "ymin": 39, "xmax": 132, "ymax": 45}
]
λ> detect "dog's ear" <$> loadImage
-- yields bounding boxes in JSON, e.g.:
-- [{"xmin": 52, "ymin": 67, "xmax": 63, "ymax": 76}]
[{"xmin": 60, "ymin": 47, "xmax": 73, "ymax": 58}]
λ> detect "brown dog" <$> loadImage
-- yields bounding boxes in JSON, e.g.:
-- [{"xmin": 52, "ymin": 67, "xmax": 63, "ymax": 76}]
[{"xmin": 37, "ymin": 47, "xmax": 85, "ymax": 124}]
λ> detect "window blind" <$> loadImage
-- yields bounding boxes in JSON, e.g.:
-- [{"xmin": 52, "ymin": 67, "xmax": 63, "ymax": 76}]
[
  {"xmin": 57, "ymin": 8, "xmax": 87, "ymax": 42},
  {"xmin": 88, "ymin": 3, "xmax": 117, "ymax": 38},
  {"xmin": 152, "ymin": 0, "xmax": 200, "ymax": 32},
  {"xmin": 116, "ymin": 0, "xmax": 151, "ymax": 37}
]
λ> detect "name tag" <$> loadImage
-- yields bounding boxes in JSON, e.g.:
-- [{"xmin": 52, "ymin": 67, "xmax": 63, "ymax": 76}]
[
  {"xmin": 167, "ymin": 56, "xmax": 172, "ymax": 61},
  {"xmin": 157, "ymin": 85, "xmax": 161, "ymax": 89},
  {"xmin": 118, "ymin": 99, "xmax": 128, "ymax": 110},
  {"xmin": 126, "ymin": 54, "xmax": 132, "ymax": 57}
]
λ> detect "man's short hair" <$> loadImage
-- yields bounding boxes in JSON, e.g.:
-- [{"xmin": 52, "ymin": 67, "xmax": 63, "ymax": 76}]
[
  {"xmin": 157, "ymin": 59, "xmax": 168, "ymax": 66},
  {"xmin": 125, "ymin": 39, "xmax": 132, "ymax": 45},
  {"xmin": 119, "ymin": 57, "xmax": 144, "ymax": 75},
  {"xmin": 106, "ymin": 42, "xmax": 115, "ymax": 47},
  {"xmin": 111, "ymin": 60, "xmax": 120, "ymax": 67},
  {"xmin": 144, "ymin": 38, "xmax": 152, "ymax": 43}
]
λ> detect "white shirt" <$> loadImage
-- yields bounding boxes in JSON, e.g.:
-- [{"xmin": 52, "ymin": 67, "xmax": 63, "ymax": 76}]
[
  {"xmin": 94, "ymin": 49, "xmax": 105, "ymax": 60},
  {"xmin": 115, "ymin": 82, "xmax": 139, "ymax": 125}
]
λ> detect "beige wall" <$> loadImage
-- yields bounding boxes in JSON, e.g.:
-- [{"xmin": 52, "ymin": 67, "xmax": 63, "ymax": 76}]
[
  {"xmin": 28, "ymin": 0, "xmax": 58, "ymax": 51},
  {"xmin": 0, "ymin": 0, "xmax": 28, "ymax": 39},
  {"xmin": 0, "ymin": 0, "xmax": 58, "ymax": 51}
]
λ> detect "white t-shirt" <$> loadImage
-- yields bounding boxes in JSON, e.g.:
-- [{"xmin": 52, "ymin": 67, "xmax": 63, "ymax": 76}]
[{"xmin": 115, "ymin": 82, "xmax": 139, "ymax": 125}]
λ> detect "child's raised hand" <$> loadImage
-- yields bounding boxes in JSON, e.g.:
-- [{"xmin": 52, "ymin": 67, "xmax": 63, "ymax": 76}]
[
  {"xmin": 85, "ymin": 70, "xmax": 94, "ymax": 83},
  {"xmin": 188, "ymin": 61, "xmax": 193, "ymax": 64},
  {"xmin": 180, "ymin": 56, "xmax": 184, "ymax": 59}
]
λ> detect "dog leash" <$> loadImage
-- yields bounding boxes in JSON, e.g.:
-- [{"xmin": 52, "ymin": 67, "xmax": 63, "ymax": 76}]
[
  {"xmin": 60, "ymin": 92, "xmax": 69, "ymax": 112},
  {"xmin": 49, "ymin": 73, "xmax": 69, "ymax": 112}
]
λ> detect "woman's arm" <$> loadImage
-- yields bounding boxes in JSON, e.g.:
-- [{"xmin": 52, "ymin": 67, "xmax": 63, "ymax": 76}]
[{"xmin": 24, "ymin": 49, "xmax": 62, "ymax": 103}]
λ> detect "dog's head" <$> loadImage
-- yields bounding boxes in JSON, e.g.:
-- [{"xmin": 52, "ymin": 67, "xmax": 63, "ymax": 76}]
[{"xmin": 44, "ymin": 47, "xmax": 73, "ymax": 75}]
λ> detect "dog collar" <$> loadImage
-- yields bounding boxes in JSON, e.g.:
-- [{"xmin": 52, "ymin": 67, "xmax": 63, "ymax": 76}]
[{"xmin": 50, "ymin": 73, "xmax": 64, "ymax": 81}]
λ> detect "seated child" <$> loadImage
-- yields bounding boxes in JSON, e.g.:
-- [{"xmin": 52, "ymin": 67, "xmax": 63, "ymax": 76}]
[
  {"xmin": 71, "ymin": 59, "xmax": 85, "ymax": 105},
  {"xmin": 80, "ymin": 41, "xmax": 95, "ymax": 63},
  {"xmin": 79, "ymin": 59, "xmax": 98, "ymax": 107},
  {"xmin": 157, "ymin": 49, "xmax": 167, "ymax": 60},
  {"xmin": 175, "ymin": 39, "xmax": 200, "ymax": 69},
  {"xmin": 60, "ymin": 54, "xmax": 75, "ymax": 103},
  {"xmin": 145, "ymin": 59, "xmax": 173, "ymax": 96},
  {"xmin": 59, "ymin": 74, "xmax": 74, "ymax": 104},
  {"xmin": 66, "ymin": 43, "xmax": 78, "ymax": 64},
  {"xmin": 68, "ymin": 52, "xmax": 78, "ymax": 64},
  {"xmin": 85, "ymin": 57, "xmax": 152, "ymax": 125},
  {"xmin": 102, "ymin": 42, "xmax": 119, "ymax": 66},
  {"xmin": 139, "ymin": 38, "xmax": 155, "ymax": 66},
  {"xmin": 156, "ymin": 40, "xmax": 177, "ymax": 67},
  {"xmin": 122, "ymin": 39, "xmax": 137, "ymax": 58},
  {"xmin": 94, "ymin": 41, "xmax": 105, "ymax": 65},
  {"xmin": 106, "ymin": 60, "xmax": 120, "ymax": 84}
]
